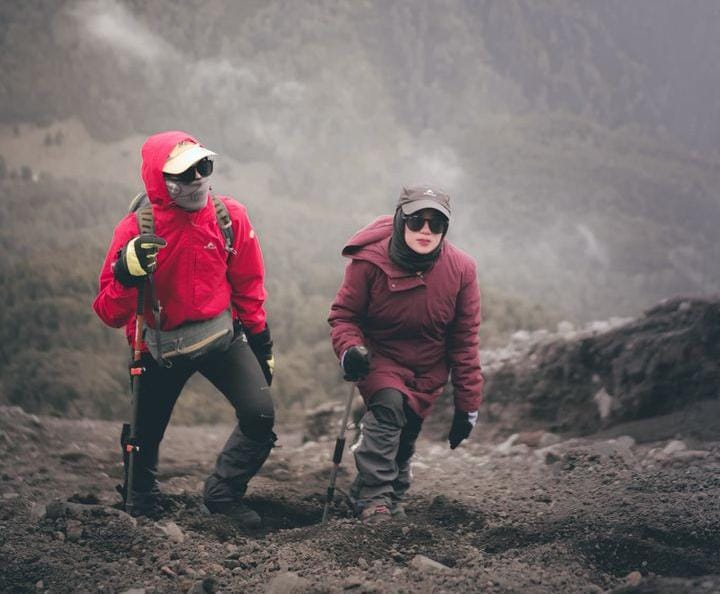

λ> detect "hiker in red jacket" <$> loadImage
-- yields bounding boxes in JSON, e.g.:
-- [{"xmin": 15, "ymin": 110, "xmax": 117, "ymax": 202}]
[
  {"xmin": 94, "ymin": 131, "xmax": 275, "ymax": 527},
  {"xmin": 328, "ymin": 186, "xmax": 484, "ymax": 524}
]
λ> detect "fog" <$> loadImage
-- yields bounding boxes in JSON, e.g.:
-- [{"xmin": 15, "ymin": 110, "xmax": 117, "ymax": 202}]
[
  {"xmin": 2, "ymin": 0, "xmax": 720, "ymax": 324},
  {"xmin": 70, "ymin": 0, "xmax": 177, "ymax": 63}
]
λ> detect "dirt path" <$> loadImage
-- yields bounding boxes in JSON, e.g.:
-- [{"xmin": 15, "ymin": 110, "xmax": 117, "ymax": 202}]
[{"xmin": 1, "ymin": 404, "xmax": 719, "ymax": 593}]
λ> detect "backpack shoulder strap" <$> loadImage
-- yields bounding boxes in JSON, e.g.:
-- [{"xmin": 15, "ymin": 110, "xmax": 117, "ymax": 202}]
[
  {"xmin": 135, "ymin": 206, "xmax": 154, "ymax": 235},
  {"xmin": 129, "ymin": 193, "xmax": 232, "ymax": 252},
  {"xmin": 128, "ymin": 192, "xmax": 148, "ymax": 212},
  {"xmin": 211, "ymin": 195, "xmax": 236, "ymax": 256},
  {"xmin": 129, "ymin": 192, "xmax": 154, "ymax": 235}
]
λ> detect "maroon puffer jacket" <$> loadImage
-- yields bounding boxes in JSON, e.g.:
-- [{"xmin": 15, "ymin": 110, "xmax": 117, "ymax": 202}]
[{"xmin": 328, "ymin": 215, "xmax": 484, "ymax": 418}]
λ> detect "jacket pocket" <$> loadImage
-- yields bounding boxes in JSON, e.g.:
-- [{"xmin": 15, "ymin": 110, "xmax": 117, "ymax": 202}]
[{"xmin": 193, "ymin": 244, "xmax": 227, "ymax": 308}]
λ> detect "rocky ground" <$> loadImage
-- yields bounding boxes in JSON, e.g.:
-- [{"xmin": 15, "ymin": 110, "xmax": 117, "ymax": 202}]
[
  {"xmin": 1, "ymin": 398, "xmax": 719, "ymax": 594},
  {"xmin": 2, "ymin": 297, "xmax": 720, "ymax": 593}
]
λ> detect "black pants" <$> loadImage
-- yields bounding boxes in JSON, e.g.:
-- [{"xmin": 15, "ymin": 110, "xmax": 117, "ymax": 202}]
[{"xmin": 129, "ymin": 334, "xmax": 275, "ymax": 504}]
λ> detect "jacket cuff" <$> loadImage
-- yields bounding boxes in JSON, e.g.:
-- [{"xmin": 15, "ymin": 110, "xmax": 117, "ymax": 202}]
[
  {"xmin": 247, "ymin": 324, "xmax": 273, "ymax": 352},
  {"xmin": 453, "ymin": 409, "xmax": 478, "ymax": 427}
]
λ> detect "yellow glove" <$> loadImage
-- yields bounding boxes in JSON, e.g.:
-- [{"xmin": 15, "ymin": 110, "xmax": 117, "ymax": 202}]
[
  {"xmin": 124, "ymin": 234, "xmax": 167, "ymax": 276},
  {"xmin": 113, "ymin": 234, "xmax": 167, "ymax": 287}
]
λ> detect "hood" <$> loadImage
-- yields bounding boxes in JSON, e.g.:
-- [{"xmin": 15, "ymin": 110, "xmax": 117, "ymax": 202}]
[
  {"xmin": 141, "ymin": 131, "xmax": 202, "ymax": 207},
  {"xmin": 342, "ymin": 215, "xmax": 393, "ymax": 256},
  {"xmin": 342, "ymin": 215, "xmax": 412, "ymax": 278}
]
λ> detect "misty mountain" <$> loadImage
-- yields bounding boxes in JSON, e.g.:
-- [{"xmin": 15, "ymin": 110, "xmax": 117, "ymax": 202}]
[
  {"xmin": 5, "ymin": 1, "xmax": 720, "ymax": 152},
  {"xmin": 2, "ymin": 0, "xmax": 718, "ymax": 317}
]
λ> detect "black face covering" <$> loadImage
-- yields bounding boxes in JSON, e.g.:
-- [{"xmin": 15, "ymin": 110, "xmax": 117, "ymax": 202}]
[{"xmin": 388, "ymin": 208, "xmax": 447, "ymax": 273}]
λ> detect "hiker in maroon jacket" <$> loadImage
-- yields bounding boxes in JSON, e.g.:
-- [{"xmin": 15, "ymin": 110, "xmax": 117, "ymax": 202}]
[{"xmin": 328, "ymin": 186, "xmax": 484, "ymax": 524}]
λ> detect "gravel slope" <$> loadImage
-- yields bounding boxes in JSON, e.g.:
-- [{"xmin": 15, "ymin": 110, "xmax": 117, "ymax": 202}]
[{"xmin": 1, "ymin": 403, "xmax": 719, "ymax": 593}]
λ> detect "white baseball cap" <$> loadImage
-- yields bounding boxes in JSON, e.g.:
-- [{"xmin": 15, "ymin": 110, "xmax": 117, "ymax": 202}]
[{"xmin": 162, "ymin": 141, "xmax": 217, "ymax": 174}]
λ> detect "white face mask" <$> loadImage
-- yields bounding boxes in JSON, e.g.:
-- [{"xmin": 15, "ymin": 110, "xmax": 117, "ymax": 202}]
[{"xmin": 165, "ymin": 177, "xmax": 210, "ymax": 211}]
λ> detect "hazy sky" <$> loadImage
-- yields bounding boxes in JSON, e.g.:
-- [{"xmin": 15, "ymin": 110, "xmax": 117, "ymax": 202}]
[{"xmin": 2, "ymin": 0, "xmax": 719, "ymax": 321}]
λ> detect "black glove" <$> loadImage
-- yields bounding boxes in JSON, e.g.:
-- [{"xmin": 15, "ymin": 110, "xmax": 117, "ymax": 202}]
[
  {"xmin": 113, "ymin": 234, "xmax": 167, "ymax": 287},
  {"xmin": 247, "ymin": 325, "xmax": 274, "ymax": 386},
  {"xmin": 448, "ymin": 409, "xmax": 476, "ymax": 449},
  {"xmin": 342, "ymin": 345, "xmax": 370, "ymax": 381}
]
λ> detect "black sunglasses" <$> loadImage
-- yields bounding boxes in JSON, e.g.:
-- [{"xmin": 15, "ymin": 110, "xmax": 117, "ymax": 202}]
[
  {"xmin": 403, "ymin": 213, "xmax": 448, "ymax": 234},
  {"xmin": 164, "ymin": 157, "xmax": 214, "ymax": 183}
]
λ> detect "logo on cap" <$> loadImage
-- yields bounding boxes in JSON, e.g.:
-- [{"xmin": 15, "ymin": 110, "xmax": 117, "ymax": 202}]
[{"xmin": 423, "ymin": 189, "xmax": 436, "ymax": 197}]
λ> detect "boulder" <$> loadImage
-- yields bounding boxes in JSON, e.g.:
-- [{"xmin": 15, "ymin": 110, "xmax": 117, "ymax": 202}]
[
  {"xmin": 409, "ymin": 554, "xmax": 452, "ymax": 573},
  {"xmin": 265, "ymin": 571, "xmax": 310, "ymax": 594},
  {"xmin": 484, "ymin": 296, "xmax": 720, "ymax": 435}
]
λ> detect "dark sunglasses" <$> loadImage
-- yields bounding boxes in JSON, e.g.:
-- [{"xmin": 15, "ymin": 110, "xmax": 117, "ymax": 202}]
[
  {"xmin": 164, "ymin": 157, "xmax": 214, "ymax": 183},
  {"xmin": 403, "ymin": 213, "xmax": 448, "ymax": 234}
]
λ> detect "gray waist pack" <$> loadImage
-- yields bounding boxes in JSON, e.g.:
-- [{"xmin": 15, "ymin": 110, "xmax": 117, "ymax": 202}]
[{"xmin": 145, "ymin": 309, "xmax": 234, "ymax": 362}]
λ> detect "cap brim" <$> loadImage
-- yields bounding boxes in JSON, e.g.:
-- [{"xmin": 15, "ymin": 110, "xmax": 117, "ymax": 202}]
[
  {"xmin": 162, "ymin": 145, "xmax": 217, "ymax": 174},
  {"xmin": 400, "ymin": 199, "xmax": 451, "ymax": 219}
]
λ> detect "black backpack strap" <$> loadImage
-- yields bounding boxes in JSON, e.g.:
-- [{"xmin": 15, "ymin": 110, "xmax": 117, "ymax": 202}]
[{"xmin": 211, "ymin": 195, "xmax": 236, "ymax": 256}]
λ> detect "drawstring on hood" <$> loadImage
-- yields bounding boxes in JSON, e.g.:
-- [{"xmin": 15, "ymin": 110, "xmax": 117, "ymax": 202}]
[{"xmin": 388, "ymin": 208, "xmax": 446, "ymax": 273}]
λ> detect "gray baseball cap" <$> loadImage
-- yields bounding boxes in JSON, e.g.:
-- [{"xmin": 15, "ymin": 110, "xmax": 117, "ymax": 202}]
[{"xmin": 397, "ymin": 186, "xmax": 451, "ymax": 219}]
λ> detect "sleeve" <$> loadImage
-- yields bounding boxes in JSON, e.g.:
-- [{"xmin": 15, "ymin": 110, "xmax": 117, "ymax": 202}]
[
  {"xmin": 327, "ymin": 259, "xmax": 373, "ymax": 359},
  {"xmin": 447, "ymin": 258, "xmax": 484, "ymax": 413},
  {"xmin": 92, "ymin": 216, "xmax": 141, "ymax": 328},
  {"xmin": 225, "ymin": 201, "xmax": 267, "ymax": 336}
]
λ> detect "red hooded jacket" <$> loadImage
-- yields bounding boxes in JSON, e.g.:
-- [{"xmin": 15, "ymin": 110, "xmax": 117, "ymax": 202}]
[
  {"xmin": 93, "ymin": 131, "xmax": 267, "ymax": 343},
  {"xmin": 328, "ymin": 215, "xmax": 484, "ymax": 419}
]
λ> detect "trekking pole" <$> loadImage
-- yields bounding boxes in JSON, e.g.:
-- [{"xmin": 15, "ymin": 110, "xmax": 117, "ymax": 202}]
[
  {"xmin": 322, "ymin": 382, "xmax": 356, "ymax": 524},
  {"xmin": 124, "ymin": 280, "xmax": 147, "ymax": 510}
]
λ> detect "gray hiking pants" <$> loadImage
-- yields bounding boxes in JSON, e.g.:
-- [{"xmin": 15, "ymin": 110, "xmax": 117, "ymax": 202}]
[{"xmin": 350, "ymin": 388, "xmax": 423, "ymax": 512}]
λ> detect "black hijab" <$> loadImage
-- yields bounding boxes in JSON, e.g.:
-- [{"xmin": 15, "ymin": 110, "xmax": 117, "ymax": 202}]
[{"xmin": 388, "ymin": 207, "xmax": 448, "ymax": 273}]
